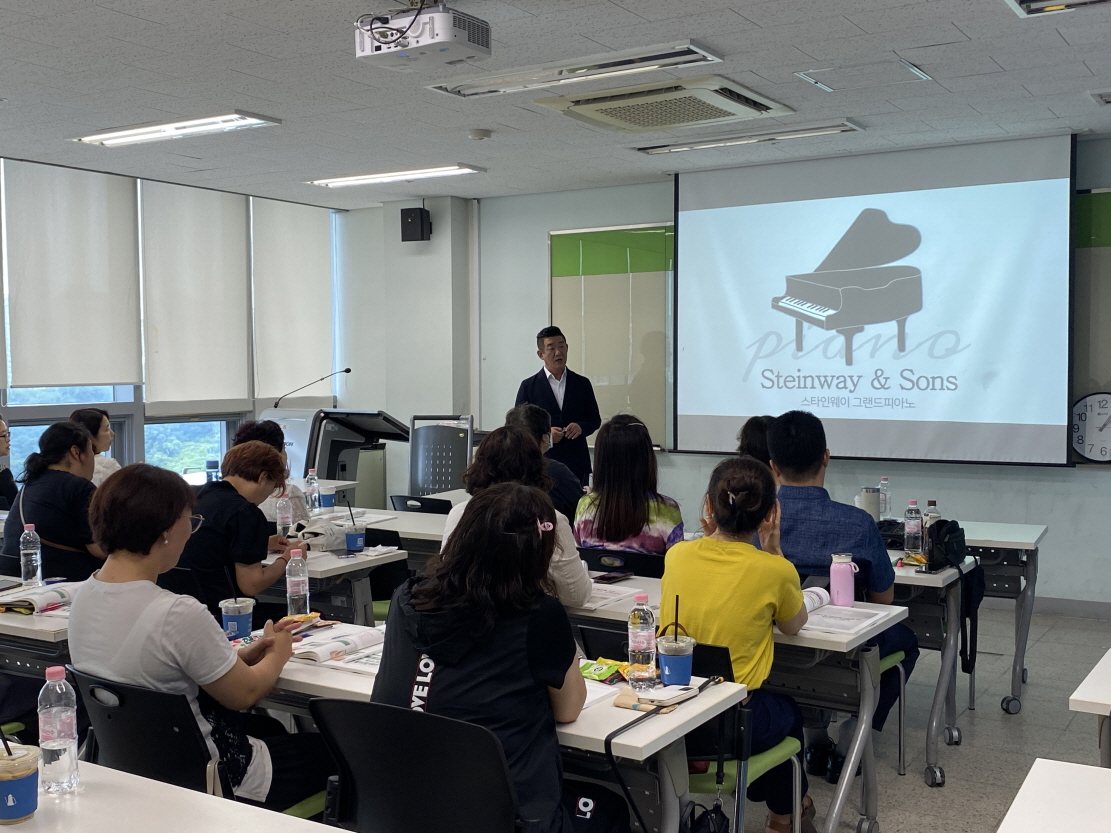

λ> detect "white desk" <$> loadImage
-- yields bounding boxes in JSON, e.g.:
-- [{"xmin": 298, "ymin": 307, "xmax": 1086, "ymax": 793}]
[
  {"xmin": 268, "ymin": 639, "xmax": 745, "ymax": 833},
  {"xmin": 290, "ymin": 477, "xmax": 358, "ymax": 493},
  {"xmin": 888, "ymin": 553, "xmax": 977, "ymax": 784},
  {"xmin": 996, "ymin": 758, "xmax": 1111, "ymax": 833},
  {"xmin": 260, "ymin": 548, "xmax": 407, "ymax": 626},
  {"xmin": 263, "ymin": 548, "xmax": 406, "ymax": 581},
  {"xmin": 425, "ymin": 489, "xmax": 469, "ymax": 506},
  {"xmin": 0, "ymin": 610, "xmax": 70, "ymax": 679},
  {"xmin": 569, "ymin": 573, "xmax": 906, "ymax": 833},
  {"xmin": 22, "ymin": 762, "xmax": 322, "ymax": 832},
  {"xmin": 367, "ymin": 512, "xmax": 447, "ymax": 543},
  {"xmin": 1069, "ymin": 647, "xmax": 1111, "ymax": 767},
  {"xmin": 0, "ymin": 611, "xmax": 68, "ymax": 643}
]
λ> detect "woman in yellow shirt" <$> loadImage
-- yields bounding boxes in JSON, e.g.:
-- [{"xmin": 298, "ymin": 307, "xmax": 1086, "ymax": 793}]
[{"xmin": 661, "ymin": 456, "xmax": 815, "ymax": 833}]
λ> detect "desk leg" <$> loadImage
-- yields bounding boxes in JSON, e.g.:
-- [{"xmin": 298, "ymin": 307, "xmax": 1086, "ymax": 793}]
[
  {"xmin": 1004, "ymin": 548, "xmax": 1038, "ymax": 713},
  {"xmin": 1100, "ymin": 716, "xmax": 1110, "ymax": 768},
  {"xmin": 350, "ymin": 576, "xmax": 375, "ymax": 626},
  {"xmin": 825, "ymin": 646, "xmax": 878, "ymax": 833},
  {"xmin": 655, "ymin": 740, "xmax": 689, "ymax": 833},
  {"xmin": 925, "ymin": 582, "xmax": 960, "ymax": 787}
]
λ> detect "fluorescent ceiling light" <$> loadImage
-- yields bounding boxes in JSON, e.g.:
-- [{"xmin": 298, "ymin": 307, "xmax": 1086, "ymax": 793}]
[
  {"xmin": 309, "ymin": 164, "xmax": 484, "ymax": 187},
  {"xmin": 75, "ymin": 111, "xmax": 279, "ymax": 147},
  {"xmin": 635, "ymin": 121, "xmax": 862, "ymax": 154},
  {"xmin": 1003, "ymin": 0, "xmax": 1110, "ymax": 15},
  {"xmin": 428, "ymin": 40, "xmax": 721, "ymax": 98}
]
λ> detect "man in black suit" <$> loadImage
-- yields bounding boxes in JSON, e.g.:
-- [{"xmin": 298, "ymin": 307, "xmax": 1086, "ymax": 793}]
[{"xmin": 515, "ymin": 326, "xmax": 601, "ymax": 486}]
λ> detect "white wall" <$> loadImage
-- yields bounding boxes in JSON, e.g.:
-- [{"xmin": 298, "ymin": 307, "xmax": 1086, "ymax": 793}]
[
  {"xmin": 477, "ymin": 175, "xmax": 1111, "ymax": 611},
  {"xmin": 335, "ymin": 196, "xmax": 471, "ymax": 496},
  {"xmin": 478, "ymin": 182, "xmax": 674, "ymax": 426}
]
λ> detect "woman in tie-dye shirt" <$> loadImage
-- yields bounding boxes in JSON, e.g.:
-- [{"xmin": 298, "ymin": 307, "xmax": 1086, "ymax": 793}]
[{"xmin": 573, "ymin": 415, "xmax": 684, "ymax": 555}]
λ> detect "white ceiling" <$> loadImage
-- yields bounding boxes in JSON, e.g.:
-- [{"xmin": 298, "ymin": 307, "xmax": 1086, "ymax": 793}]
[{"xmin": 1, "ymin": 0, "xmax": 1110, "ymax": 209}]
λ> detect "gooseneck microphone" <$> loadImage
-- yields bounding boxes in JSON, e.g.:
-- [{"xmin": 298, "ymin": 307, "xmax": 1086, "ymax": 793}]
[{"xmin": 273, "ymin": 368, "xmax": 351, "ymax": 409}]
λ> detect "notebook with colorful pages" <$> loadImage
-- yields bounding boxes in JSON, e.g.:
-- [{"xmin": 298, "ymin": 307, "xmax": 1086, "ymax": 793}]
[{"xmin": 0, "ymin": 582, "xmax": 82, "ymax": 614}]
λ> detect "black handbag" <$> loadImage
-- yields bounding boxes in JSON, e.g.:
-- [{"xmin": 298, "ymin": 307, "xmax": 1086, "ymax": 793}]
[{"xmin": 926, "ymin": 519, "xmax": 967, "ymax": 571}]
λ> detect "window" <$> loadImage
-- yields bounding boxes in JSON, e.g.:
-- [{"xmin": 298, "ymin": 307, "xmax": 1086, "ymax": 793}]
[
  {"xmin": 8, "ymin": 424, "xmax": 48, "ymax": 476},
  {"xmin": 144, "ymin": 421, "xmax": 228, "ymax": 475},
  {"xmin": 5, "ymin": 386, "xmax": 115, "ymax": 406}
]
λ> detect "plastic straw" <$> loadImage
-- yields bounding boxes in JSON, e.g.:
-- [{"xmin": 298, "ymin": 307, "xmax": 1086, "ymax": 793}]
[
  {"xmin": 224, "ymin": 566, "xmax": 239, "ymax": 605},
  {"xmin": 674, "ymin": 595, "xmax": 680, "ymax": 639},
  {"xmin": 1, "ymin": 732, "xmax": 11, "ymax": 756},
  {"xmin": 346, "ymin": 500, "xmax": 357, "ymax": 526}
]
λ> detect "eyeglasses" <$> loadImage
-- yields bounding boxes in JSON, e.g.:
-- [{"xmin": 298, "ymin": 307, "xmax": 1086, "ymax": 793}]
[
  {"xmin": 189, "ymin": 514, "xmax": 205, "ymax": 534},
  {"xmin": 0, "ymin": 432, "xmax": 9, "ymax": 440}
]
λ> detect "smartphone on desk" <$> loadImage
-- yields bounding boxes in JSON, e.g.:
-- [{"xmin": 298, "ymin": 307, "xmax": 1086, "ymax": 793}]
[
  {"xmin": 0, "ymin": 579, "xmax": 20, "ymax": 594},
  {"xmin": 593, "ymin": 570, "xmax": 634, "ymax": 584}
]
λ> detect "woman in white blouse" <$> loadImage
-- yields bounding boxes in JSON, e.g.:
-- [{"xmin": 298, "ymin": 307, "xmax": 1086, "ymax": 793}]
[
  {"xmin": 69, "ymin": 408, "xmax": 120, "ymax": 487},
  {"xmin": 440, "ymin": 425, "xmax": 591, "ymax": 607}
]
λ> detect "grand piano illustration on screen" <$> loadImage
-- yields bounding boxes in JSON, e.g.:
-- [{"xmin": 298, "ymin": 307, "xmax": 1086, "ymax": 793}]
[{"xmin": 771, "ymin": 208, "xmax": 923, "ymax": 367}]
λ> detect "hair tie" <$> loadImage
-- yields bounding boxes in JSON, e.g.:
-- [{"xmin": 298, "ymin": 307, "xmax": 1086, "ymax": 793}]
[{"xmin": 537, "ymin": 520, "xmax": 554, "ymax": 533}]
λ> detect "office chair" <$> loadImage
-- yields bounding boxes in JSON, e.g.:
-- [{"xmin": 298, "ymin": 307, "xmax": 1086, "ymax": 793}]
[{"xmin": 310, "ymin": 699, "xmax": 538, "ymax": 833}]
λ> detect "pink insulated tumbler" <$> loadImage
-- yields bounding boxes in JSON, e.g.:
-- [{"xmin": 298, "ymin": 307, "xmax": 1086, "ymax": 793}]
[{"xmin": 830, "ymin": 553, "xmax": 859, "ymax": 607}]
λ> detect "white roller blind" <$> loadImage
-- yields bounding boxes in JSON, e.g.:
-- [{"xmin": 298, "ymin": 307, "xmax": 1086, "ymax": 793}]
[
  {"xmin": 3, "ymin": 160, "xmax": 141, "ymax": 386},
  {"xmin": 250, "ymin": 198, "xmax": 334, "ymax": 399},
  {"xmin": 141, "ymin": 181, "xmax": 250, "ymax": 414}
]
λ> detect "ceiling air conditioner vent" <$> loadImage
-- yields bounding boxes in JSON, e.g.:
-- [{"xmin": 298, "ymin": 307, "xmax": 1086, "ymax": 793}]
[{"xmin": 534, "ymin": 75, "xmax": 792, "ymax": 133}]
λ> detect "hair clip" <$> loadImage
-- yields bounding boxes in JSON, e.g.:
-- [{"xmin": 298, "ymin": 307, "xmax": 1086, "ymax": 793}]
[
  {"xmin": 537, "ymin": 520, "xmax": 554, "ymax": 533},
  {"xmin": 728, "ymin": 492, "xmax": 736, "ymax": 505}
]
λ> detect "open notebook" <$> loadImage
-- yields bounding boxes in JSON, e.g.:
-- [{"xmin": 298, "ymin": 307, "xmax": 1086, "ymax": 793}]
[{"xmin": 799, "ymin": 587, "xmax": 890, "ymax": 635}]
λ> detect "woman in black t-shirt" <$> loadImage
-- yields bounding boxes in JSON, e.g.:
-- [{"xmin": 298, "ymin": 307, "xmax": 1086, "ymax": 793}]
[
  {"xmin": 178, "ymin": 441, "xmax": 293, "ymax": 620},
  {"xmin": 372, "ymin": 483, "xmax": 587, "ymax": 833},
  {"xmin": 1, "ymin": 421, "xmax": 105, "ymax": 581}
]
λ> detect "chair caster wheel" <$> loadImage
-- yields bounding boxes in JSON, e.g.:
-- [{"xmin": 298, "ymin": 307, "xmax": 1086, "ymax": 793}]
[
  {"xmin": 857, "ymin": 819, "xmax": 880, "ymax": 833},
  {"xmin": 943, "ymin": 726, "xmax": 962, "ymax": 746},
  {"xmin": 1001, "ymin": 696, "xmax": 1021, "ymax": 715},
  {"xmin": 925, "ymin": 765, "xmax": 945, "ymax": 788},
  {"xmin": 1022, "ymin": 668, "xmax": 1028, "ymax": 684}
]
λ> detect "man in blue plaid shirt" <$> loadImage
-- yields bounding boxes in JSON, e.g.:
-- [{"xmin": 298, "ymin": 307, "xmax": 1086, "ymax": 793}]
[{"xmin": 767, "ymin": 410, "xmax": 919, "ymax": 782}]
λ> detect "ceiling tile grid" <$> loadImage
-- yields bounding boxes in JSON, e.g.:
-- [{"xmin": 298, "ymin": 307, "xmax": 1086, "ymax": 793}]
[{"xmin": 0, "ymin": 0, "xmax": 1108, "ymax": 208}]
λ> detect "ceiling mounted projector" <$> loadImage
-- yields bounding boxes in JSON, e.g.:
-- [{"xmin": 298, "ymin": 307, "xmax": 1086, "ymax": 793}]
[{"xmin": 355, "ymin": 3, "xmax": 491, "ymax": 71}]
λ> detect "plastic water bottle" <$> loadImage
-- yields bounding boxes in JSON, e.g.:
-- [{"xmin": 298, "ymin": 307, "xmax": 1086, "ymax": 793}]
[
  {"xmin": 878, "ymin": 477, "xmax": 891, "ymax": 519},
  {"xmin": 275, "ymin": 494, "xmax": 293, "ymax": 538},
  {"xmin": 924, "ymin": 499, "xmax": 941, "ymax": 529},
  {"xmin": 627, "ymin": 593, "xmax": 658, "ymax": 691},
  {"xmin": 305, "ymin": 469, "xmax": 320, "ymax": 513},
  {"xmin": 904, "ymin": 500, "xmax": 923, "ymax": 555},
  {"xmin": 38, "ymin": 666, "xmax": 79, "ymax": 794},
  {"xmin": 286, "ymin": 549, "xmax": 310, "ymax": 616},
  {"xmin": 19, "ymin": 524, "xmax": 42, "ymax": 587}
]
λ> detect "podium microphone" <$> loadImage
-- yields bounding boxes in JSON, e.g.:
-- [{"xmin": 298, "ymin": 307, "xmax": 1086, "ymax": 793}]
[{"xmin": 273, "ymin": 368, "xmax": 351, "ymax": 409}]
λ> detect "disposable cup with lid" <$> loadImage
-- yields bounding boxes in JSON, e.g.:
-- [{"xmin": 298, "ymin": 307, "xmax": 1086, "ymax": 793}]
[{"xmin": 0, "ymin": 745, "xmax": 40, "ymax": 825}]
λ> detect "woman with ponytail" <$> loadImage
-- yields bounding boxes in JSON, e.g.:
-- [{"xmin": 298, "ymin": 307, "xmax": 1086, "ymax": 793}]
[
  {"xmin": 1, "ymin": 421, "xmax": 106, "ymax": 581},
  {"xmin": 660, "ymin": 456, "xmax": 816, "ymax": 833}
]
